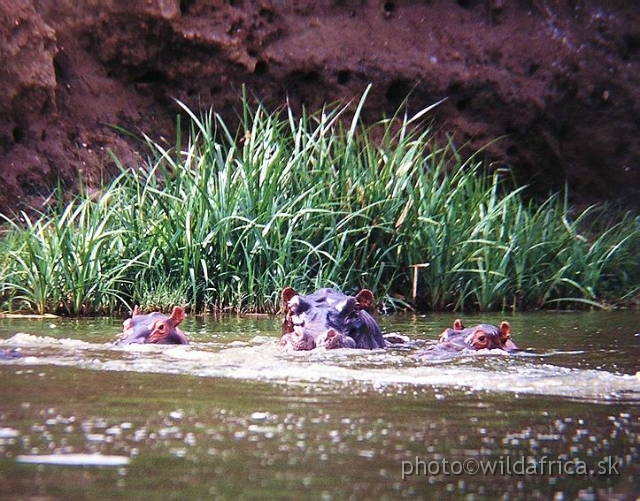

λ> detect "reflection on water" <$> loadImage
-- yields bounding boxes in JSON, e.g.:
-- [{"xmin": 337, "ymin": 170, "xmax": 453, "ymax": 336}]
[{"xmin": 0, "ymin": 311, "xmax": 638, "ymax": 500}]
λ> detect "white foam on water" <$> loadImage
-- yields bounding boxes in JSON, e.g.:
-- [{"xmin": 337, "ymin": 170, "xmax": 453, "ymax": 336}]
[
  {"xmin": 0, "ymin": 427, "xmax": 20, "ymax": 438},
  {"xmin": 2, "ymin": 334, "xmax": 639, "ymax": 403},
  {"xmin": 16, "ymin": 453, "xmax": 130, "ymax": 466}
]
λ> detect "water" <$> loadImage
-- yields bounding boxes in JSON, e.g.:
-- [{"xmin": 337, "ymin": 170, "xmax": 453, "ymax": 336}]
[{"xmin": 0, "ymin": 311, "xmax": 638, "ymax": 500}]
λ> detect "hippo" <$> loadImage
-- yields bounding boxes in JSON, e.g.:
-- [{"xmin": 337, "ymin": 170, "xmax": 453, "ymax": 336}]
[
  {"xmin": 278, "ymin": 287, "xmax": 385, "ymax": 351},
  {"xmin": 437, "ymin": 319, "xmax": 518, "ymax": 351},
  {"xmin": 414, "ymin": 319, "xmax": 518, "ymax": 359},
  {"xmin": 115, "ymin": 305, "xmax": 189, "ymax": 345}
]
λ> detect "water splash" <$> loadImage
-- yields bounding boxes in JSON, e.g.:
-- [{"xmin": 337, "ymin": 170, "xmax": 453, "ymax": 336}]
[{"xmin": 2, "ymin": 333, "xmax": 638, "ymax": 403}]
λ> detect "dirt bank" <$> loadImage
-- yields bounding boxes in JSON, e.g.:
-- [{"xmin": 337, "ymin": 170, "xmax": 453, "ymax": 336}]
[{"xmin": 1, "ymin": 0, "xmax": 638, "ymax": 215}]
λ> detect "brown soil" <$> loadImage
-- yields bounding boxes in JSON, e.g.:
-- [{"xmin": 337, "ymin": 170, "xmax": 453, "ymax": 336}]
[{"xmin": 1, "ymin": 0, "xmax": 639, "ymax": 216}]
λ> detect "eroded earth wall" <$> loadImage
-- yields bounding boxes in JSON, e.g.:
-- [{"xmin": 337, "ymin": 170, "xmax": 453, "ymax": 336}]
[{"xmin": 1, "ymin": 0, "xmax": 638, "ymax": 214}]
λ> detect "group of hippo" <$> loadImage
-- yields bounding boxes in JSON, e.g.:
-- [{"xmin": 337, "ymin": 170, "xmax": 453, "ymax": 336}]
[{"xmin": 114, "ymin": 287, "xmax": 519, "ymax": 355}]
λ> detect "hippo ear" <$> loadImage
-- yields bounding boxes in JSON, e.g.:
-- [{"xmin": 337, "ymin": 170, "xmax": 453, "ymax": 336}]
[
  {"xmin": 282, "ymin": 287, "xmax": 297, "ymax": 303},
  {"xmin": 123, "ymin": 305, "xmax": 140, "ymax": 330},
  {"xmin": 169, "ymin": 306, "xmax": 186, "ymax": 327},
  {"xmin": 453, "ymin": 318, "xmax": 464, "ymax": 330},
  {"xmin": 355, "ymin": 289, "xmax": 375, "ymax": 311},
  {"xmin": 498, "ymin": 321, "xmax": 511, "ymax": 341}
]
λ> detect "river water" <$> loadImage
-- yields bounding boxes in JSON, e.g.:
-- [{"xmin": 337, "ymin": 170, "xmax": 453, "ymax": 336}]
[{"xmin": 0, "ymin": 311, "xmax": 638, "ymax": 500}]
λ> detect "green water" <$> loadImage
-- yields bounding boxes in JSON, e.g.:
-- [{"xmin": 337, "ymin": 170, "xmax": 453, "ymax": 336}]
[{"xmin": 0, "ymin": 312, "xmax": 638, "ymax": 500}]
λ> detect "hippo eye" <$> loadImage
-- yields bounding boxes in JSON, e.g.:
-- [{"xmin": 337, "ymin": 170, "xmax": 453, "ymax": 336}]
[
  {"xmin": 477, "ymin": 335, "xmax": 486, "ymax": 342},
  {"xmin": 157, "ymin": 324, "xmax": 166, "ymax": 332}
]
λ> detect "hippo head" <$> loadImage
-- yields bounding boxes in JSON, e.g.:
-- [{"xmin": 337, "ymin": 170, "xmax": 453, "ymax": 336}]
[
  {"xmin": 279, "ymin": 287, "xmax": 385, "ymax": 350},
  {"xmin": 438, "ymin": 319, "xmax": 518, "ymax": 351},
  {"xmin": 115, "ymin": 306, "xmax": 189, "ymax": 345}
]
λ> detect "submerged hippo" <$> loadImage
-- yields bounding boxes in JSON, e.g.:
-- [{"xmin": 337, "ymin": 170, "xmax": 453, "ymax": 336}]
[
  {"xmin": 437, "ymin": 319, "xmax": 518, "ymax": 351},
  {"xmin": 415, "ymin": 319, "xmax": 518, "ymax": 359},
  {"xmin": 278, "ymin": 287, "xmax": 386, "ymax": 351},
  {"xmin": 115, "ymin": 306, "xmax": 189, "ymax": 345}
]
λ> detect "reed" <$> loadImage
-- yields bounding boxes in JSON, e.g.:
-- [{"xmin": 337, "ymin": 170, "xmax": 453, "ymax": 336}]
[
  {"xmin": 0, "ymin": 192, "xmax": 140, "ymax": 314},
  {"xmin": 0, "ymin": 88, "xmax": 637, "ymax": 314}
]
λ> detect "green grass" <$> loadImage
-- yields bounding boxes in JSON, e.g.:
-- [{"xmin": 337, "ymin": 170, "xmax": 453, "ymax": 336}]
[{"xmin": 0, "ymin": 87, "xmax": 638, "ymax": 315}]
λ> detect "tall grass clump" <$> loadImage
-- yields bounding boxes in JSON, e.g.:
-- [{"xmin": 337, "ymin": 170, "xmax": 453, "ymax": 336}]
[
  {"xmin": 0, "ymin": 188, "xmax": 142, "ymax": 314},
  {"xmin": 0, "ymin": 86, "xmax": 637, "ymax": 315}
]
